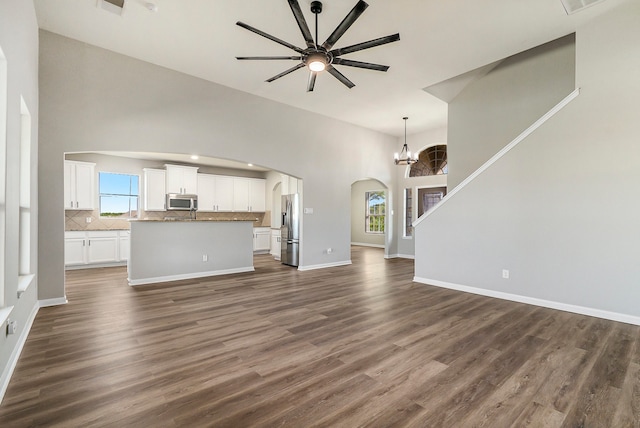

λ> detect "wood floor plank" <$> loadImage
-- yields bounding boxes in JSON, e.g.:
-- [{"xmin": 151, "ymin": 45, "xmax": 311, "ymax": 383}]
[{"xmin": 0, "ymin": 247, "xmax": 638, "ymax": 426}]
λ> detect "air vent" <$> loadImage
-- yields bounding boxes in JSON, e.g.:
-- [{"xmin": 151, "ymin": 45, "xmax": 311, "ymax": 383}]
[
  {"xmin": 97, "ymin": 0, "xmax": 125, "ymax": 16},
  {"xmin": 560, "ymin": 0, "xmax": 605, "ymax": 15}
]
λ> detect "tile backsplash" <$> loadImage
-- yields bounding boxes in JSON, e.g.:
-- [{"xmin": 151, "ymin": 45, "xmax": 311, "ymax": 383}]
[{"xmin": 65, "ymin": 210, "xmax": 269, "ymax": 230}]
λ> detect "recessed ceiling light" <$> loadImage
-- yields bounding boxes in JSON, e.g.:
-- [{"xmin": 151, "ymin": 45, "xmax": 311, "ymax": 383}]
[
  {"xmin": 248, "ymin": 163, "xmax": 254, "ymax": 167},
  {"xmin": 190, "ymin": 155, "xmax": 199, "ymax": 160}
]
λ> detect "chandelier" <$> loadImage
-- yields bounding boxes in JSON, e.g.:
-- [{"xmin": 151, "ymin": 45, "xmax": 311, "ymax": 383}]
[{"xmin": 394, "ymin": 117, "xmax": 419, "ymax": 165}]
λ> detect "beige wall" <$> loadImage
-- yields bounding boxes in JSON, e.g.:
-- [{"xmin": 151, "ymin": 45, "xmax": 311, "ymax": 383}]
[{"xmin": 415, "ymin": 0, "xmax": 640, "ymax": 323}]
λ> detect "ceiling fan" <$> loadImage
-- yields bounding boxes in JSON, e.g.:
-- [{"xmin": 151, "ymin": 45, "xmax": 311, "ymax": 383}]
[{"xmin": 236, "ymin": 0, "xmax": 400, "ymax": 92}]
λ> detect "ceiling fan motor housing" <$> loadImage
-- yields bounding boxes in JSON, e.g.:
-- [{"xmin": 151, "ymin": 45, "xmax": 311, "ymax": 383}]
[{"xmin": 311, "ymin": 1, "xmax": 323, "ymax": 14}]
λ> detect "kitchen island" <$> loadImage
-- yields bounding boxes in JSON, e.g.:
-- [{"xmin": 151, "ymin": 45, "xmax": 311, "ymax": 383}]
[{"xmin": 128, "ymin": 219, "xmax": 255, "ymax": 285}]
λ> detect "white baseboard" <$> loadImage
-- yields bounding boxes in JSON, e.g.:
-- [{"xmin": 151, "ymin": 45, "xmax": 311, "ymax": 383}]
[
  {"xmin": 385, "ymin": 253, "xmax": 415, "ymax": 260},
  {"xmin": 351, "ymin": 242, "xmax": 385, "ymax": 249},
  {"xmin": 297, "ymin": 260, "xmax": 352, "ymax": 271},
  {"xmin": 0, "ymin": 302, "xmax": 39, "ymax": 404},
  {"xmin": 39, "ymin": 297, "xmax": 68, "ymax": 307},
  {"xmin": 414, "ymin": 276, "xmax": 640, "ymax": 326},
  {"xmin": 65, "ymin": 261, "xmax": 127, "ymax": 270},
  {"xmin": 128, "ymin": 266, "xmax": 255, "ymax": 286}
]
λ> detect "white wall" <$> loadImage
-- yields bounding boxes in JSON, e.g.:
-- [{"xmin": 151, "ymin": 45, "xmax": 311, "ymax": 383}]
[
  {"xmin": 0, "ymin": 0, "xmax": 40, "ymax": 401},
  {"xmin": 351, "ymin": 179, "xmax": 386, "ymax": 247},
  {"xmin": 415, "ymin": 0, "xmax": 640, "ymax": 324},
  {"xmin": 38, "ymin": 31, "xmax": 397, "ymax": 301}
]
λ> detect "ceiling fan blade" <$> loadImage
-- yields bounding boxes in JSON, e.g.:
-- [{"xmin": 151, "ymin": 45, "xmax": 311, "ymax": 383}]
[
  {"xmin": 327, "ymin": 65, "xmax": 355, "ymax": 89},
  {"xmin": 236, "ymin": 21, "xmax": 305, "ymax": 54},
  {"xmin": 307, "ymin": 72, "xmax": 317, "ymax": 92},
  {"xmin": 321, "ymin": 0, "xmax": 368, "ymax": 51},
  {"xmin": 288, "ymin": 0, "xmax": 315, "ymax": 49},
  {"xmin": 332, "ymin": 58, "xmax": 389, "ymax": 72},
  {"xmin": 265, "ymin": 63, "xmax": 306, "ymax": 83},
  {"xmin": 236, "ymin": 56, "xmax": 302, "ymax": 60},
  {"xmin": 330, "ymin": 33, "xmax": 400, "ymax": 57}
]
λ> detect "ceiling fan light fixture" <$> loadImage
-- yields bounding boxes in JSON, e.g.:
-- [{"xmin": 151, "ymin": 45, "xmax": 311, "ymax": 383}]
[{"xmin": 306, "ymin": 52, "xmax": 328, "ymax": 72}]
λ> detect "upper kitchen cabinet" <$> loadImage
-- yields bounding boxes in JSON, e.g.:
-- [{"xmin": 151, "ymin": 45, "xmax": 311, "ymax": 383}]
[
  {"xmin": 280, "ymin": 174, "xmax": 300, "ymax": 195},
  {"xmin": 233, "ymin": 177, "xmax": 266, "ymax": 212},
  {"xmin": 143, "ymin": 168, "xmax": 166, "ymax": 211},
  {"xmin": 165, "ymin": 164, "xmax": 198, "ymax": 194},
  {"xmin": 249, "ymin": 179, "xmax": 266, "ymax": 212},
  {"xmin": 64, "ymin": 160, "xmax": 95, "ymax": 210},
  {"xmin": 197, "ymin": 173, "xmax": 216, "ymax": 211},
  {"xmin": 214, "ymin": 175, "xmax": 234, "ymax": 211}
]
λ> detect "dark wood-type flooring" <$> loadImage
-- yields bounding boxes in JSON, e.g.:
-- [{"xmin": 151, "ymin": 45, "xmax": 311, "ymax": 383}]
[{"xmin": 1, "ymin": 247, "xmax": 639, "ymax": 427}]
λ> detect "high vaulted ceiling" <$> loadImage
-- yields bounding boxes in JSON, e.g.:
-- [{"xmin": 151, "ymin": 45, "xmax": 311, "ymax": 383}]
[{"xmin": 34, "ymin": 0, "xmax": 619, "ymax": 137}]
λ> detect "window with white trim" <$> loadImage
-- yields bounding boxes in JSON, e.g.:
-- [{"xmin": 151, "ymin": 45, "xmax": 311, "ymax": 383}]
[
  {"xmin": 19, "ymin": 97, "xmax": 31, "ymax": 277},
  {"xmin": 365, "ymin": 191, "xmax": 385, "ymax": 234},
  {"xmin": 99, "ymin": 172, "xmax": 139, "ymax": 218}
]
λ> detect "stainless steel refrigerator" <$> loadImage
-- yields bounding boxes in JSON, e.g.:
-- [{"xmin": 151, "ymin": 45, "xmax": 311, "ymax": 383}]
[{"xmin": 281, "ymin": 193, "xmax": 300, "ymax": 267}]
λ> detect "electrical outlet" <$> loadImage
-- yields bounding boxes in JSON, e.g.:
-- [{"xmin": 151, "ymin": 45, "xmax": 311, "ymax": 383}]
[
  {"xmin": 502, "ymin": 269, "xmax": 510, "ymax": 279},
  {"xmin": 6, "ymin": 320, "xmax": 17, "ymax": 335},
  {"xmin": 86, "ymin": 217, "xmax": 92, "ymax": 223},
  {"xmin": 326, "ymin": 248, "xmax": 333, "ymax": 254},
  {"xmin": 202, "ymin": 254, "xmax": 208, "ymax": 262}
]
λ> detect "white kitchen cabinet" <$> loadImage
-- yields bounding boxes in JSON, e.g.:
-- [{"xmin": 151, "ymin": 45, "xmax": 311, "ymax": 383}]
[
  {"xmin": 214, "ymin": 175, "xmax": 234, "ymax": 211},
  {"xmin": 64, "ymin": 231, "xmax": 87, "ymax": 265},
  {"xmin": 249, "ymin": 179, "xmax": 266, "ymax": 212},
  {"xmin": 143, "ymin": 168, "xmax": 166, "ymax": 211},
  {"xmin": 280, "ymin": 174, "xmax": 299, "ymax": 196},
  {"xmin": 86, "ymin": 231, "xmax": 119, "ymax": 264},
  {"xmin": 233, "ymin": 178, "xmax": 250, "ymax": 212},
  {"xmin": 65, "ymin": 230, "xmax": 129, "ymax": 267},
  {"xmin": 64, "ymin": 160, "xmax": 95, "ymax": 210},
  {"xmin": 165, "ymin": 164, "xmax": 198, "ymax": 194},
  {"xmin": 253, "ymin": 227, "xmax": 271, "ymax": 253},
  {"xmin": 118, "ymin": 231, "xmax": 130, "ymax": 262},
  {"xmin": 233, "ymin": 177, "xmax": 266, "ymax": 212},
  {"xmin": 270, "ymin": 229, "xmax": 281, "ymax": 260},
  {"xmin": 197, "ymin": 173, "xmax": 216, "ymax": 211}
]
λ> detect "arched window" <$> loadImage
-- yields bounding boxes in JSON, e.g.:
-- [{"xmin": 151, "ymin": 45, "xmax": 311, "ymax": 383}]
[{"xmin": 409, "ymin": 144, "xmax": 447, "ymax": 177}]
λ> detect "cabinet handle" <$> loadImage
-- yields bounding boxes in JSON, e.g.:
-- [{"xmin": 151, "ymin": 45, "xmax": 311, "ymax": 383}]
[
  {"xmin": 83, "ymin": 240, "xmax": 85, "ymax": 246},
  {"xmin": 88, "ymin": 240, "xmax": 91, "ymax": 246},
  {"xmin": 76, "ymin": 201, "xmax": 79, "ymax": 208}
]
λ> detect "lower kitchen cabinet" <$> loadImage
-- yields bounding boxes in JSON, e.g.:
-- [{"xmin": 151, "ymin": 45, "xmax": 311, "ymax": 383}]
[
  {"xmin": 65, "ymin": 230, "xmax": 130, "ymax": 267},
  {"xmin": 270, "ymin": 229, "xmax": 281, "ymax": 260},
  {"xmin": 253, "ymin": 227, "xmax": 271, "ymax": 253}
]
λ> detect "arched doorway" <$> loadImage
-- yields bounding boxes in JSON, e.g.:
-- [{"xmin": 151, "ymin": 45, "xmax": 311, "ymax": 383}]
[{"xmin": 350, "ymin": 179, "xmax": 388, "ymax": 257}]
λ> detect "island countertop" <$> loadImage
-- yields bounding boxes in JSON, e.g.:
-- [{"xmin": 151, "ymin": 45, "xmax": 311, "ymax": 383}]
[{"xmin": 127, "ymin": 220, "xmax": 255, "ymax": 285}]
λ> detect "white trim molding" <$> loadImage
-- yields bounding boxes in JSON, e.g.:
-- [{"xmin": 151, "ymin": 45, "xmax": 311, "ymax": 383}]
[
  {"xmin": 128, "ymin": 266, "xmax": 255, "ymax": 286},
  {"xmin": 351, "ymin": 242, "xmax": 385, "ymax": 249},
  {"xmin": 385, "ymin": 254, "xmax": 415, "ymax": 260},
  {"xmin": 297, "ymin": 260, "xmax": 352, "ymax": 271},
  {"xmin": 414, "ymin": 276, "xmax": 640, "ymax": 326},
  {"xmin": 414, "ymin": 88, "xmax": 580, "ymax": 228},
  {"xmin": 39, "ymin": 297, "xmax": 68, "ymax": 307},
  {"xmin": 0, "ymin": 302, "xmax": 39, "ymax": 404}
]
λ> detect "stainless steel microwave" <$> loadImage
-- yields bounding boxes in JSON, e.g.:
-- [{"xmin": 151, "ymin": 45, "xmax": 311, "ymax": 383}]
[{"xmin": 166, "ymin": 193, "xmax": 198, "ymax": 211}]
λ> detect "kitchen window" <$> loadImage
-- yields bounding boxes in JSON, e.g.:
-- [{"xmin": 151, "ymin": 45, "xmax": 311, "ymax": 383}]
[
  {"xmin": 99, "ymin": 172, "xmax": 139, "ymax": 218},
  {"xmin": 365, "ymin": 191, "xmax": 385, "ymax": 234}
]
